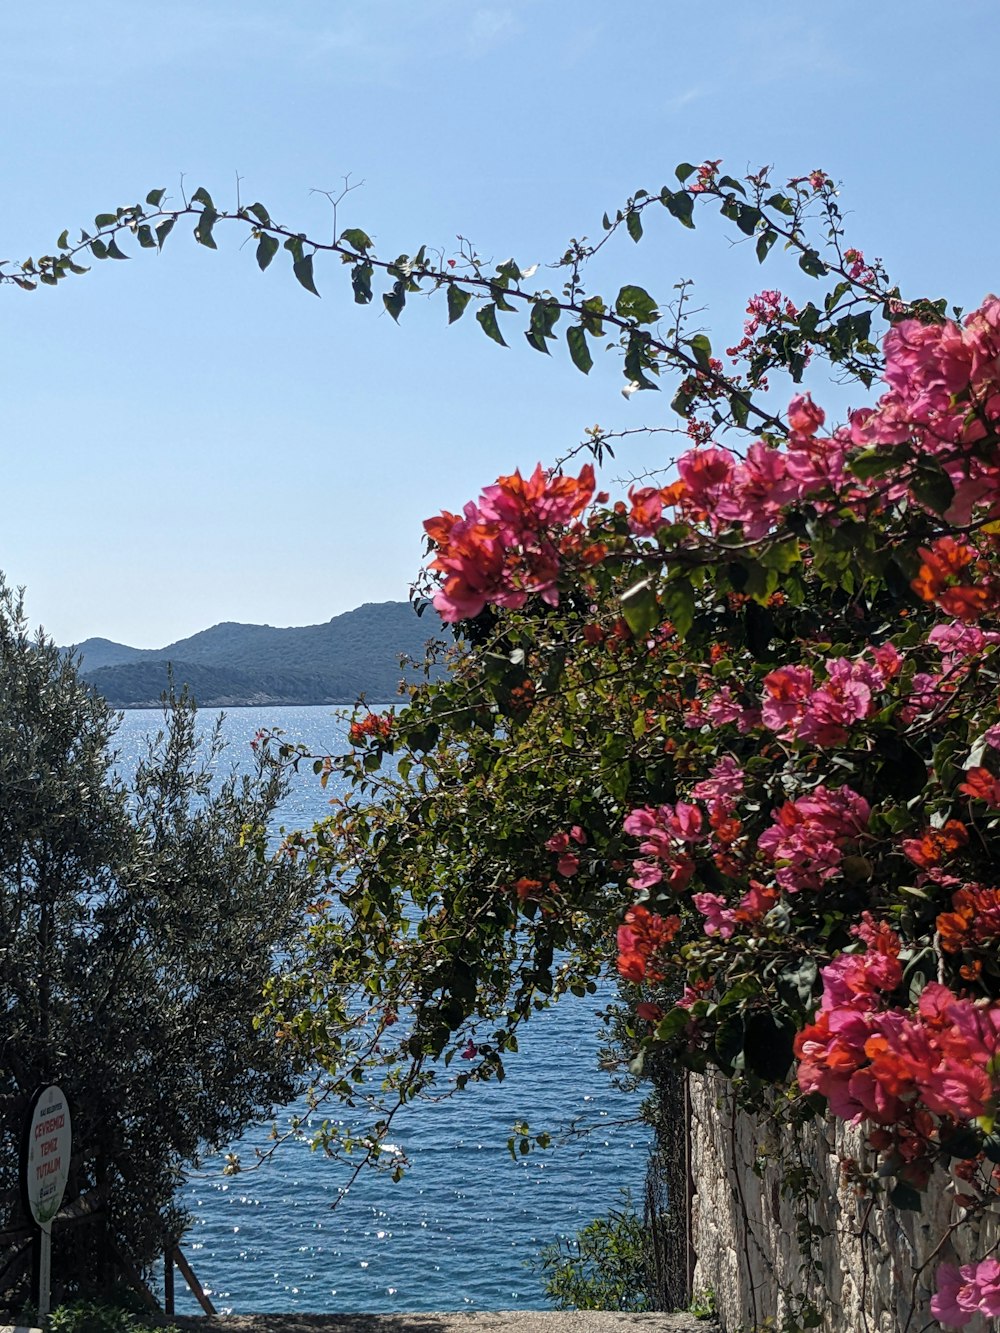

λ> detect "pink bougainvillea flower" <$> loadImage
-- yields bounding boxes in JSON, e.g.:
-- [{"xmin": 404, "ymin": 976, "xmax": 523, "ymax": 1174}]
[
  {"xmin": 758, "ymin": 785, "xmax": 870, "ymax": 892},
  {"xmin": 931, "ymin": 1258, "xmax": 1000, "ymax": 1327},
  {"xmin": 787, "ymin": 392, "xmax": 825, "ymax": 437}
]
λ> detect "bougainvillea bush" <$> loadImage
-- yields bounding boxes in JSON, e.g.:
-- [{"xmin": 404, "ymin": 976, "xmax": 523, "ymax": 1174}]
[
  {"xmin": 59, "ymin": 161, "xmax": 996, "ymax": 1326},
  {"xmin": 259, "ymin": 166, "xmax": 1000, "ymax": 1328}
]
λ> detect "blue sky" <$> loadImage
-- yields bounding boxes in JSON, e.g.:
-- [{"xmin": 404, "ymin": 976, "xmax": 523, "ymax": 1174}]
[{"xmin": 3, "ymin": 0, "xmax": 998, "ymax": 646}]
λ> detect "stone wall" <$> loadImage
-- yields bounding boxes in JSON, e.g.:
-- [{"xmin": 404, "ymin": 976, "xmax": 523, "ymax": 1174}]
[{"xmin": 688, "ymin": 1072, "xmax": 999, "ymax": 1332}]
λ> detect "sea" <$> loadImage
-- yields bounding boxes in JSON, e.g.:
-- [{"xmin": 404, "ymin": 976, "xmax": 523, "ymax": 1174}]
[{"xmin": 112, "ymin": 706, "xmax": 652, "ymax": 1316}]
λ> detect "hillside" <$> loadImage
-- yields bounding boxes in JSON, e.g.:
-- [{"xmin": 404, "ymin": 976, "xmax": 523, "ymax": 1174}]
[{"xmin": 68, "ymin": 601, "xmax": 445, "ymax": 708}]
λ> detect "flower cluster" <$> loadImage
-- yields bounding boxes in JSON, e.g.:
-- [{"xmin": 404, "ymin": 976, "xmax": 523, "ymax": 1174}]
[
  {"xmin": 932, "ymin": 1259, "xmax": 1000, "ymax": 1328},
  {"xmin": 796, "ymin": 918, "xmax": 1000, "ymax": 1154},
  {"xmin": 760, "ymin": 650, "xmax": 898, "ymax": 746},
  {"xmin": 852, "ymin": 299, "xmax": 1000, "ymax": 525},
  {"xmin": 758, "ymin": 785, "xmax": 870, "ymax": 893},
  {"xmin": 348, "ymin": 711, "xmax": 393, "ymax": 745},
  {"xmin": 669, "ymin": 394, "xmax": 853, "ymax": 539},
  {"xmin": 414, "ymin": 276, "xmax": 1000, "ymax": 1328},
  {"xmin": 544, "ymin": 825, "xmax": 586, "ymax": 877},
  {"xmin": 423, "ymin": 463, "xmax": 596, "ymax": 622},
  {"xmin": 616, "ymin": 903, "xmax": 680, "ymax": 983}
]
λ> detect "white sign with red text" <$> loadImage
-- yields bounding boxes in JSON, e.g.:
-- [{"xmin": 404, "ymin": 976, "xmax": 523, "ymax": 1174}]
[{"xmin": 25, "ymin": 1085, "xmax": 71, "ymax": 1232}]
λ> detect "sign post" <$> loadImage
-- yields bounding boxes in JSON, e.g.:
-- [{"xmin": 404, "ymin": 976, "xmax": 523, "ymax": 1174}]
[{"xmin": 23, "ymin": 1085, "xmax": 72, "ymax": 1319}]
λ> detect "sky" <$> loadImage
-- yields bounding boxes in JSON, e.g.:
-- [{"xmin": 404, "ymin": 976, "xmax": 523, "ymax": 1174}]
[{"xmin": 2, "ymin": 0, "xmax": 999, "ymax": 647}]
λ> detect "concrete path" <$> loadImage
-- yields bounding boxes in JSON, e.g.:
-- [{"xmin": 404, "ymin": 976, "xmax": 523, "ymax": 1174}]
[{"xmin": 175, "ymin": 1313, "xmax": 716, "ymax": 1333}]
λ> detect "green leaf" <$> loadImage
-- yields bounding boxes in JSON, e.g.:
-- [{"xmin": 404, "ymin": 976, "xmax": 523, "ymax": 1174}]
[
  {"xmin": 903, "ymin": 947, "xmax": 937, "ymax": 1004},
  {"xmin": 621, "ymin": 580, "xmax": 659, "ymax": 637},
  {"xmin": 624, "ymin": 332, "xmax": 658, "ymax": 390},
  {"xmin": 580, "ymin": 295, "xmax": 605, "ymax": 336},
  {"xmin": 476, "ymin": 303, "xmax": 507, "ymax": 347},
  {"xmin": 674, "ymin": 162, "xmax": 697, "ymax": 183},
  {"xmin": 447, "ymin": 285, "xmax": 472, "ymax": 324},
  {"xmin": 56, "ymin": 229, "xmax": 69, "ymax": 250},
  {"xmin": 911, "ymin": 463, "xmax": 955, "ymax": 515},
  {"xmin": 601, "ymin": 211, "xmax": 612, "ymax": 231},
  {"xmin": 777, "ymin": 959, "xmax": 818, "ymax": 1008},
  {"xmin": 383, "ymin": 278, "xmax": 406, "ymax": 320},
  {"xmin": 729, "ymin": 393, "xmax": 750, "ymax": 428},
  {"xmin": 194, "ymin": 207, "xmax": 218, "ymax": 249},
  {"xmin": 524, "ymin": 300, "xmax": 560, "ymax": 353},
  {"xmin": 626, "ymin": 209, "xmax": 643, "ymax": 243},
  {"xmin": 662, "ymin": 579, "xmax": 695, "ymax": 637},
  {"xmin": 848, "ymin": 443, "xmax": 911, "ymax": 480},
  {"xmin": 939, "ymin": 1126, "xmax": 983, "ymax": 1161},
  {"xmin": 293, "ymin": 253, "xmax": 320, "ymax": 296},
  {"xmin": 798, "ymin": 249, "xmax": 828, "ymax": 278},
  {"xmin": 664, "ymin": 190, "xmax": 695, "ymax": 228},
  {"xmin": 889, "ymin": 1181, "xmax": 922, "ymax": 1212},
  {"xmin": 190, "ymin": 186, "xmax": 214, "ymax": 209},
  {"xmin": 136, "ymin": 225, "xmax": 156, "ymax": 249},
  {"xmin": 734, "ymin": 205, "xmax": 762, "ymax": 236},
  {"xmin": 256, "ymin": 233, "xmax": 279, "ymax": 271},
  {"xmin": 155, "ymin": 218, "xmax": 175, "ymax": 249},
  {"xmin": 94, "ymin": 213, "xmax": 117, "ymax": 229},
  {"xmin": 247, "ymin": 202, "xmax": 271, "ymax": 226},
  {"xmin": 146, "ymin": 188, "xmax": 166, "ymax": 207},
  {"xmin": 688, "ymin": 333, "xmax": 712, "ymax": 371},
  {"xmin": 351, "ymin": 262, "xmax": 373, "ymax": 304},
  {"xmin": 717, "ymin": 175, "xmax": 747, "ymax": 196},
  {"xmin": 615, "ymin": 285, "xmax": 658, "ymax": 323},
  {"xmin": 340, "ymin": 227, "xmax": 373, "ymax": 251},
  {"xmin": 566, "ymin": 325, "xmax": 593, "ymax": 374},
  {"xmin": 766, "ymin": 192, "xmax": 795, "ymax": 216},
  {"xmin": 106, "ymin": 238, "xmax": 129, "ymax": 260},
  {"xmin": 89, "ymin": 239, "xmax": 108, "ymax": 260},
  {"xmin": 743, "ymin": 1013, "xmax": 794, "ymax": 1081},
  {"xmin": 759, "ymin": 537, "xmax": 801, "ymax": 572},
  {"xmin": 756, "ymin": 230, "xmax": 778, "ymax": 263}
]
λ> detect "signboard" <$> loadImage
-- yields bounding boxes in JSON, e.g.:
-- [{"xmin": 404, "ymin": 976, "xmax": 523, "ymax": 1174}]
[
  {"xmin": 24, "ymin": 1085, "xmax": 71, "ymax": 1230},
  {"xmin": 23, "ymin": 1084, "xmax": 71, "ymax": 1320}
]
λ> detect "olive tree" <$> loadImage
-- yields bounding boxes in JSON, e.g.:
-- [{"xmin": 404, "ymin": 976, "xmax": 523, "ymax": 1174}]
[{"xmin": 0, "ymin": 578, "xmax": 316, "ymax": 1306}]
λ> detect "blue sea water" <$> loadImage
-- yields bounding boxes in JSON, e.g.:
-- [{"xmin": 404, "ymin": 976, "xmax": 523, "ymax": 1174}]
[{"xmin": 113, "ymin": 706, "xmax": 651, "ymax": 1315}]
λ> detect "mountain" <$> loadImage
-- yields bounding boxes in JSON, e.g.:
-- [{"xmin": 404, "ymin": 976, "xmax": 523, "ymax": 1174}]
[{"xmin": 67, "ymin": 601, "xmax": 446, "ymax": 708}]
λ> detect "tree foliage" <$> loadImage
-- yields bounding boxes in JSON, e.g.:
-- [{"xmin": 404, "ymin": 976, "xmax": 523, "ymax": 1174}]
[
  {"xmin": 532, "ymin": 1193, "xmax": 651, "ymax": 1312},
  {"xmin": 0, "ymin": 581, "xmax": 316, "ymax": 1305}
]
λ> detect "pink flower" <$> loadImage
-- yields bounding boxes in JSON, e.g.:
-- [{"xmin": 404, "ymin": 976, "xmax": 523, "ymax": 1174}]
[
  {"xmin": 760, "ymin": 664, "xmax": 814, "ymax": 736},
  {"xmin": 676, "ymin": 447, "xmax": 736, "ymax": 529},
  {"xmin": 932, "ymin": 1258, "xmax": 1000, "ymax": 1327},
  {"xmin": 703, "ymin": 686, "xmax": 756, "ymax": 730},
  {"xmin": 692, "ymin": 892, "xmax": 738, "ymax": 939},
  {"xmin": 690, "ymin": 756, "xmax": 745, "ymax": 806},
  {"xmin": 627, "ymin": 485, "xmax": 666, "ymax": 536},
  {"xmin": 787, "ymin": 392, "xmax": 825, "ymax": 437},
  {"xmin": 717, "ymin": 442, "xmax": 799, "ymax": 538},
  {"xmin": 758, "ymin": 785, "xmax": 870, "ymax": 893},
  {"xmin": 795, "ymin": 658, "xmax": 876, "ymax": 746},
  {"xmin": 424, "ymin": 463, "xmax": 596, "ymax": 622},
  {"xmin": 870, "ymin": 643, "xmax": 902, "ymax": 682}
]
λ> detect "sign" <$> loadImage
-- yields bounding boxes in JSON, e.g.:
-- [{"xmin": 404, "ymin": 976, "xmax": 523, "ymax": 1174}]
[
  {"xmin": 23, "ymin": 1084, "xmax": 71, "ymax": 1320},
  {"xmin": 24, "ymin": 1085, "xmax": 71, "ymax": 1231}
]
